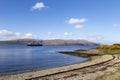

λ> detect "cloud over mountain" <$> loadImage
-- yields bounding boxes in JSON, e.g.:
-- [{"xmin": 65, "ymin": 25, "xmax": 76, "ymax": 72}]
[
  {"xmin": 0, "ymin": 30, "xmax": 14, "ymax": 37},
  {"xmin": 0, "ymin": 29, "xmax": 35, "ymax": 40}
]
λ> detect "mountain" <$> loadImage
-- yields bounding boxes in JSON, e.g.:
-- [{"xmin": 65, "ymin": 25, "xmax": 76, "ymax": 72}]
[{"xmin": 0, "ymin": 39, "xmax": 99, "ymax": 46}]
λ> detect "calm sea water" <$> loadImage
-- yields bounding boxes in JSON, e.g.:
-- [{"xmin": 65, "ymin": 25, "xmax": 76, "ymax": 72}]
[{"xmin": 0, "ymin": 44, "xmax": 95, "ymax": 75}]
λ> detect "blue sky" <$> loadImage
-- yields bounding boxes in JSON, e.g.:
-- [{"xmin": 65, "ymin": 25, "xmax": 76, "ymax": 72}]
[{"xmin": 0, "ymin": 0, "xmax": 120, "ymax": 44}]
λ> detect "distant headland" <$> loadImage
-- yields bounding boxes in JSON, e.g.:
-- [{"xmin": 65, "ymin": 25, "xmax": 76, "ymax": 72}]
[{"xmin": 0, "ymin": 39, "xmax": 99, "ymax": 46}]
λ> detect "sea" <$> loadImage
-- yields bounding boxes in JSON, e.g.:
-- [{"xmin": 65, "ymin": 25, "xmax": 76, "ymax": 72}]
[{"xmin": 0, "ymin": 44, "xmax": 95, "ymax": 75}]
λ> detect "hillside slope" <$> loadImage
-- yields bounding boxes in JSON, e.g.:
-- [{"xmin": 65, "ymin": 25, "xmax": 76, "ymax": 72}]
[{"xmin": 0, "ymin": 39, "xmax": 99, "ymax": 46}]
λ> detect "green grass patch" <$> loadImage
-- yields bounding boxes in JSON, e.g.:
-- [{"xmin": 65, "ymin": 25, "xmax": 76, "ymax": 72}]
[
  {"xmin": 114, "ymin": 65, "xmax": 120, "ymax": 71},
  {"xmin": 115, "ymin": 76, "xmax": 120, "ymax": 80},
  {"xmin": 100, "ymin": 49, "xmax": 120, "ymax": 55}
]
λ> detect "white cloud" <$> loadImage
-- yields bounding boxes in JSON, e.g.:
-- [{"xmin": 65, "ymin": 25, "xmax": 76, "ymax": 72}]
[
  {"xmin": 64, "ymin": 32, "xmax": 69, "ymax": 36},
  {"xmin": 54, "ymin": 32, "xmax": 72, "ymax": 39},
  {"xmin": 63, "ymin": 32, "xmax": 72, "ymax": 37},
  {"xmin": 74, "ymin": 24, "xmax": 84, "ymax": 29},
  {"xmin": 77, "ymin": 34, "xmax": 105, "ymax": 43},
  {"xmin": 113, "ymin": 24, "xmax": 120, "ymax": 27},
  {"xmin": 15, "ymin": 32, "xmax": 21, "ymax": 36},
  {"xmin": 0, "ymin": 29, "xmax": 14, "ymax": 37},
  {"xmin": 67, "ymin": 18, "xmax": 88, "ymax": 29},
  {"xmin": 32, "ymin": 2, "xmax": 46, "ymax": 10},
  {"xmin": 47, "ymin": 32, "xmax": 52, "ymax": 36},
  {"xmin": 24, "ymin": 33, "xmax": 34, "ymax": 38},
  {"xmin": 0, "ymin": 29, "xmax": 36, "ymax": 40},
  {"xmin": 68, "ymin": 18, "xmax": 87, "ymax": 24}
]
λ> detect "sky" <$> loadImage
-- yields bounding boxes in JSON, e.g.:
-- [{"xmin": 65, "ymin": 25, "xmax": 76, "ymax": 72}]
[{"xmin": 0, "ymin": 0, "xmax": 120, "ymax": 44}]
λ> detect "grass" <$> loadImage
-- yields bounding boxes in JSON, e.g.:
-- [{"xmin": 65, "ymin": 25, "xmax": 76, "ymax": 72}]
[
  {"xmin": 115, "ymin": 76, "xmax": 120, "ymax": 80},
  {"xmin": 114, "ymin": 65, "xmax": 120, "ymax": 71},
  {"xmin": 99, "ymin": 49, "xmax": 120, "ymax": 55},
  {"xmin": 95, "ymin": 44, "xmax": 120, "ymax": 55}
]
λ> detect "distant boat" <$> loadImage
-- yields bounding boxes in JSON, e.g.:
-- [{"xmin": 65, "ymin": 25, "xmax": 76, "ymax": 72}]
[
  {"xmin": 27, "ymin": 43, "xmax": 43, "ymax": 46},
  {"xmin": 27, "ymin": 40, "xmax": 43, "ymax": 46}
]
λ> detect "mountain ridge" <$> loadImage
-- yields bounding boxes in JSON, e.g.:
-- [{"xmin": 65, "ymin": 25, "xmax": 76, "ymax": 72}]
[{"xmin": 0, "ymin": 39, "xmax": 99, "ymax": 46}]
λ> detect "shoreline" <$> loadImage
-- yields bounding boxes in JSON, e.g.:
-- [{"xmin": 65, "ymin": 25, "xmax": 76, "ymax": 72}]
[
  {"xmin": 0, "ymin": 53, "xmax": 114, "ymax": 80},
  {"xmin": 0, "ymin": 50, "xmax": 91, "ymax": 77},
  {"xmin": 0, "ymin": 56, "xmax": 89, "ymax": 77}
]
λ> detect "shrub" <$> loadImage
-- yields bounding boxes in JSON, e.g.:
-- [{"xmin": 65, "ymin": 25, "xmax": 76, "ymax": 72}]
[
  {"xmin": 96, "ymin": 45, "xmax": 109, "ymax": 49},
  {"xmin": 96, "ymin": 43, "xmax": 120, "ymax": 50}
]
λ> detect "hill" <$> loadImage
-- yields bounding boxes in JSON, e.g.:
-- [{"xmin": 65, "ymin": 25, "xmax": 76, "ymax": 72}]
[{"xmin": 0, "ymin": 39, "xmax": 99, "ymax": 46}]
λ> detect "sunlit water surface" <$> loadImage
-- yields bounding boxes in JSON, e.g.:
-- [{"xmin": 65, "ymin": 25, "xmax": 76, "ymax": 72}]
[{"xmin": 0, "ymin": 45, "xmax": 95, "ymax": 75}]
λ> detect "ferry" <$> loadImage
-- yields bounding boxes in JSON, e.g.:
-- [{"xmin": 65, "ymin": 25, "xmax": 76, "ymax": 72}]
[{"xmin": 27, "ymin": 40, "xmax": 43, "ymax": 46}]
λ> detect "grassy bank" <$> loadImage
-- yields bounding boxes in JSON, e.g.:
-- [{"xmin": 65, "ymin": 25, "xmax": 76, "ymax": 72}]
[{"xmin": 95, "ymin": 44, "xmax": 120, "ymax": 55}]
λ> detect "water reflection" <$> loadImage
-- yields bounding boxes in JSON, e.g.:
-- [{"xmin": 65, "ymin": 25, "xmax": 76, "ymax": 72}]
[{"xmin": 0, "ymin": 45, "xmax": 94, "ymax": 75}]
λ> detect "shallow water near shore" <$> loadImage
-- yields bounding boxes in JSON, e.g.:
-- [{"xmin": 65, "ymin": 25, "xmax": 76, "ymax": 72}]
[{"xmin": 0, "ymin": 45, "xmax": 95, "ymax": 75}]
